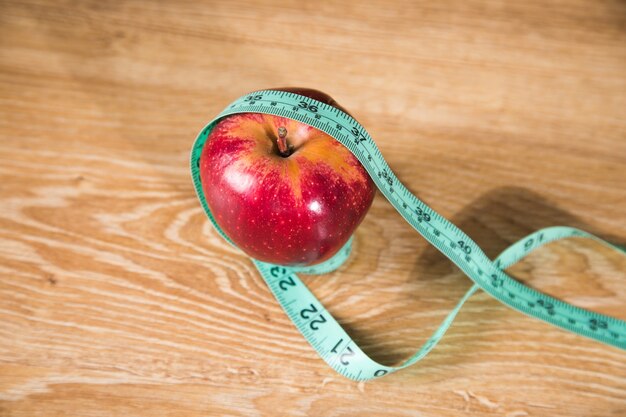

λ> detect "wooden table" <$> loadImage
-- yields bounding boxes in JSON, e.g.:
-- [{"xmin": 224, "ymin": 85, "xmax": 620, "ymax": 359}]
[{"xmin": 1, "ymin": 1, "xmax": 625, "ymax": 415}]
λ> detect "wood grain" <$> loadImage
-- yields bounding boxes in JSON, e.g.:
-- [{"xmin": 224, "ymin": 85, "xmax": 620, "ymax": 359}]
[{"xmin": 1, "ymin": 0, "xmax": 625, "ymax": 415}]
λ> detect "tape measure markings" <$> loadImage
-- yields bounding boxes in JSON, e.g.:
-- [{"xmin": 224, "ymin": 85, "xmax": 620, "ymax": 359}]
[
  {"xmin": 190, "ymin": 90, "xmax": 626, "ymax": 381},
  {"xmin": 205, "ymin": 96, "xmax": 625, "ymax": 337}
]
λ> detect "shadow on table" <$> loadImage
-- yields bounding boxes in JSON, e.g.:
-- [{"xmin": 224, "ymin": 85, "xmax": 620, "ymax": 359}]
[
  {"xmin": 413, "ymin": 185, "xmax": 625, "ymax": 275},
  {"xmin": 342, "ymin": 185, "xmax": 625, "ymax": 371}
]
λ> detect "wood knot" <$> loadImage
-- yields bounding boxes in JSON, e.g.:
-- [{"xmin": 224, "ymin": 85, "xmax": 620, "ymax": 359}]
[{"xmin": 46, "ymin": 273, "xmax": 57, "ymax": 286}]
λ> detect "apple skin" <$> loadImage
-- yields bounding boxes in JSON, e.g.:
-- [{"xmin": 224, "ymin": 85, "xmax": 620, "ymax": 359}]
[{"xmin": 199, "ymin": 88, "xmax": 375, "ymax": 266}]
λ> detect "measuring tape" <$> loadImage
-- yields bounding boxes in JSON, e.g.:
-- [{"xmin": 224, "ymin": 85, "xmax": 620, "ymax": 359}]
[{"xmin": 190, "ymin": 89, "xmax": 626, "ymax": 381}]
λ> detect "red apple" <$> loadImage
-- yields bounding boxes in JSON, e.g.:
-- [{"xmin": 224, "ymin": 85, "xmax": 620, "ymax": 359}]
[{"xmin": 199, "ymin": 88, "xmax": 375, "ymax": 266}]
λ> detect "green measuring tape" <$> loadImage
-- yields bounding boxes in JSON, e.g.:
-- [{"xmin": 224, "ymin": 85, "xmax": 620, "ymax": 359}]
[{"xmin": 190, "ymin": 89, "xmax": 626, "ymax": 381}]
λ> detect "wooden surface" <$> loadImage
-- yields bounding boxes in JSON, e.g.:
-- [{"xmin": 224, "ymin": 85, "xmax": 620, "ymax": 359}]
[{"xmin": 1, "ymin": 0, "xmax": 625, "ymax": 415}]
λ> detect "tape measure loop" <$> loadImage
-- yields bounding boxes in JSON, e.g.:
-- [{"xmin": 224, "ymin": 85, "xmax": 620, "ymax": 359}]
[{"xmin": 190, "ymin": 90, "xmax": 626, "ymax": 380}]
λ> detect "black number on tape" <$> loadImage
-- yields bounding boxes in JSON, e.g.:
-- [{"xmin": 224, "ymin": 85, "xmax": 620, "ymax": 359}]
[
  {"xmin": 351, "ymin": 126, "xmax": 366, "ymax": 143},
  {"xmin": 331, "ymin": 338, "xmax": 343, "ymax": 353},
  {"xmin": 278, "ymin": 276, "xmax": 296, "ymax": 291},
  {"xmin": 270, "ymin": 266, "xmax": 287, "ymax": 278},
  {"xmin": 340, "ymin": 346, "xmax": 355, "ymax": 365},
  {"xmin": 458, "ymin": 241, "xmax": 471, "ymax": 254},
  {"xmin": 245, "ymin": 94, "xmax": 263, "ymax": 105},
  {"xmin": 415, "ymin": 207, "xmax": 431, "ymax": 222},
  {"xmin": 310, "ymin": 315, "xmax": 327, "ymax": 330},
  {"xmin": 300, "ymin": 304, "xmax": 318, "ymax": 319},
  {"xmin": 299, "ymin": 101, "xmax": 318, "ymax": 113}
]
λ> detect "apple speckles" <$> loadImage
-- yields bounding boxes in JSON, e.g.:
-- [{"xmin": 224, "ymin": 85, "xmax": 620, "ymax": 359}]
[{"xmin": 199, "ymin": 112, "xmax": 375, "ymax": 266}]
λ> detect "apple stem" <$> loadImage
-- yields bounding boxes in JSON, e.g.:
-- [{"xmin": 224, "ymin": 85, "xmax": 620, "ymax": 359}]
[{"xmin": 277, "ymin": 126, "xmax": 290, "ymax": 157}]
